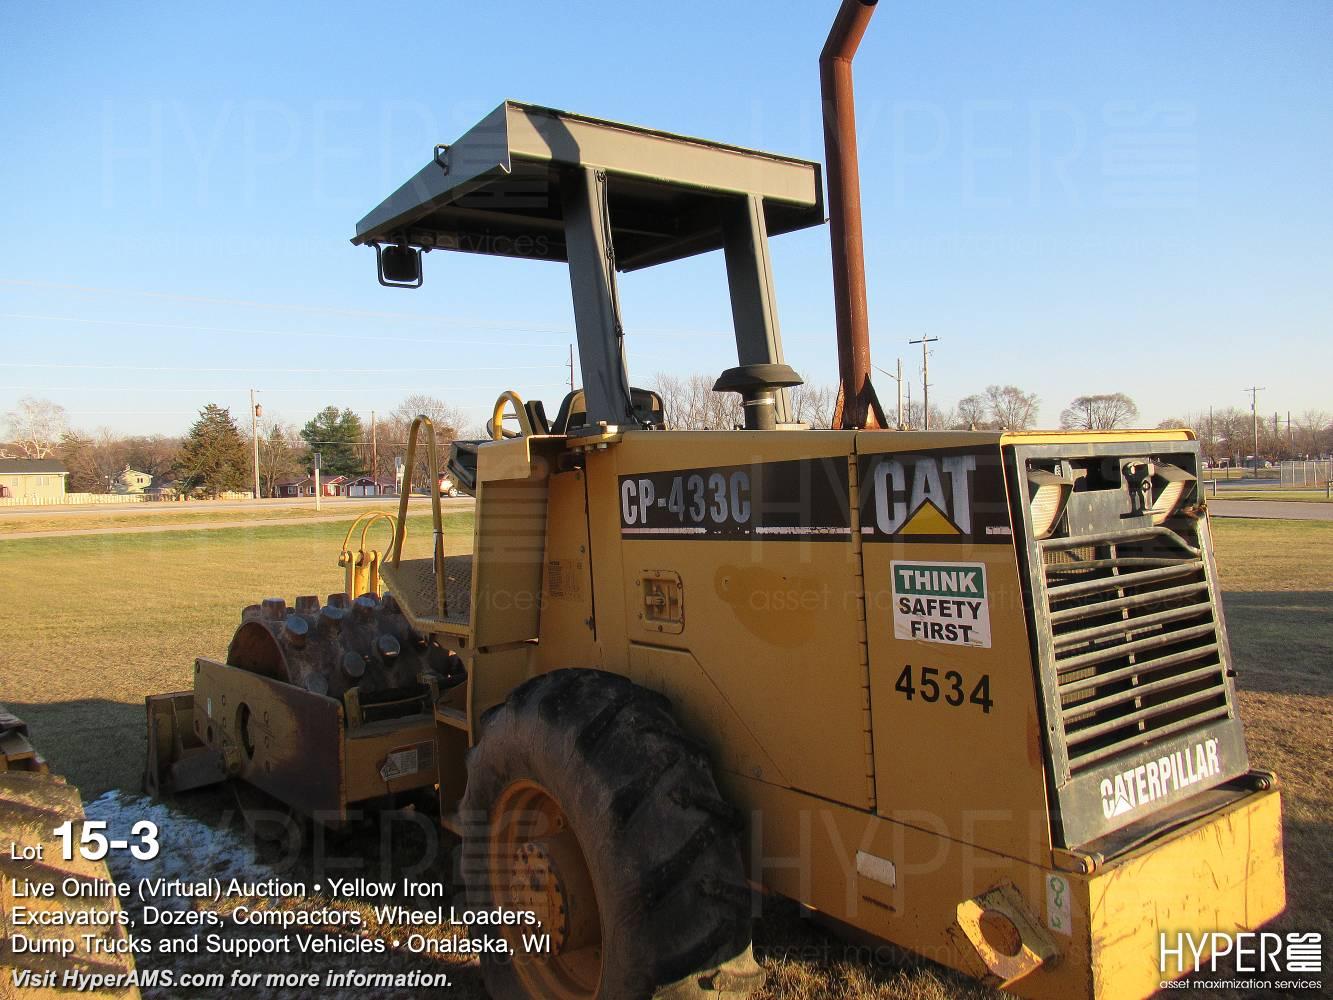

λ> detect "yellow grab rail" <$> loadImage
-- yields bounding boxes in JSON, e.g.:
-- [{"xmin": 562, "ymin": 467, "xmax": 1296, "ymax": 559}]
[
  {"xmin": 490, "ymin": 390, "xmax": 534, "ymax": 440},
  {"xmin": 338, "ymin": 511, "xmax": 396, "ymax": 598},
  {"xmin": 392, "ymin": 415, "xmax": 448, "ymax": 618}
]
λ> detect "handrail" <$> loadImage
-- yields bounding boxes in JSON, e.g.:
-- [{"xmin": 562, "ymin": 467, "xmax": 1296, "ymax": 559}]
[
  {"xmin": 490, "ymin": 390, "xmax": 534, "ymax": 440},
  {"xmin": 341, "ymin": 510, "xmax": 396, "ymax": 557},
  {"xmin": 392, "ymin": 415, "xmax": 448, "ymax": 617}
]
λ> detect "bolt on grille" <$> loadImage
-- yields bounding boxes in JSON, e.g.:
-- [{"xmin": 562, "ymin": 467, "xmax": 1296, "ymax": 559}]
[{"xmin": 1039, "ymin": 524, "xmax": 1231, "ymax": 774}]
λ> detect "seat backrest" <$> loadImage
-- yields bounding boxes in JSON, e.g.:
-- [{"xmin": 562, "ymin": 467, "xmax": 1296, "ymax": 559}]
[{"xmin": 549, "ymin": 387, "xmax": 665, "ymax": 434}]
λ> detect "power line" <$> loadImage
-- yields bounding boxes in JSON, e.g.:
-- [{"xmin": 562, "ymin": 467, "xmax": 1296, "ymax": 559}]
[
  {"xmin": 0, "ymin": 383, "xmax": 573, "ymax": 393},
  {"xmin": 1, "ymin": 361, "xmax": 566, "ymax": 375},
  {"xmin": 0, "ymin": 313, "xmax": 572, "ymax": 349},
  {"xmin": 0, "ymin": 278, "xmax": 575, "ymax": 333}
]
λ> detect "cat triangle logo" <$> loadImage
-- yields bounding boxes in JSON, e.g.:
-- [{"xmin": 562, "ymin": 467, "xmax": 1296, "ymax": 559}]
[{"xmin": 899, "ymin": 500, "xmax": 961, "ymax": 536}]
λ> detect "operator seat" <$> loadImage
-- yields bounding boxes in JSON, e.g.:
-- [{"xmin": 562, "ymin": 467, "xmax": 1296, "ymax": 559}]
[{"xmin": 549, "ymin": 388, "xmax": 666, "ymax": 434}]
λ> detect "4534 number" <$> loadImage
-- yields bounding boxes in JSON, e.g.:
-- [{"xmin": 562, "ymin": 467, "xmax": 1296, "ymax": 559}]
[{"xmin": 894, "ymin": 664, "xmax": 992, "ymax": 714}]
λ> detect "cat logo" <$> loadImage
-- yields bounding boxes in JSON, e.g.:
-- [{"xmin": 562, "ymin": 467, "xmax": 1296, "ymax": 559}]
[{"xmin": 859, "ymin": 448, "xmax": 1012, "ymax": 544}]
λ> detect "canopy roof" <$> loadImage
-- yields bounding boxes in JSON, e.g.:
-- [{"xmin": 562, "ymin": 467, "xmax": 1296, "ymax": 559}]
[{"xmin": 353, "ymin": 101, "xmax": 825, "ymax": 272}]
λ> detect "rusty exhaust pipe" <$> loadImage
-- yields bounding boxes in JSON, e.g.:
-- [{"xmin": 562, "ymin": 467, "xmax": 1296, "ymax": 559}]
[{"xmin": 823, "ymin": 0, "xmax": 883, "ymax": 429}]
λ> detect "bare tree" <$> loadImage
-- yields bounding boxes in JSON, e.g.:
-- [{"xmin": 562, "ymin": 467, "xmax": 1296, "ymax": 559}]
[
  {"xmin": 985, "ymin": 385, "xmax": 1040, "ymax": 430},
  {"xmin": 1294, "ymin": 410, "xmax": 1331, "ymax": 459},
  {"xmin": 384, "ymin": 394, "xmax": 468, "ymax": 490},
  {"xmin": 788, "ymin": 383, "xmax": 836, "ymax": 428},
  {"xmin": 258, "ymin": 420, "xmax": 301, "ymax": 497},
  {"xmin": 59, "ymin": 429, "xmax": 128, "ymax": 493},
  {"xmin": 906, "ymin": 400, "xmax": 953, "ymax": 431},
  {"xmin": 3, "ymin": 397, "xmax": 68, "ymax": 459},
  {"xmin": 955, "ymin": 394, "xmax": 990, "ymax": 430},
  {"xmin": 123, "ymin": 435, "xmax": 180, "ymax": 480},
  {"xmin": 1059, "ymin": 393, "xmax": 1140, "ymax": 430},
  {"xmin": 653, "ymin": 373, "xmax": 742, "ymax": 430}
]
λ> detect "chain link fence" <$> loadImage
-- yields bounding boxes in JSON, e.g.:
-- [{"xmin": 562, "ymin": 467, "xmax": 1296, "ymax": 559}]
[{"xmin": 1280, "ymin": 460, "xmax": 1332, "ymax": 487}]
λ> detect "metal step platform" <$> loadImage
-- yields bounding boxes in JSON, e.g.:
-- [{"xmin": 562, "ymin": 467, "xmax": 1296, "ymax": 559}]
[{"xmin": 380, "ymin": 553, "xmax": 474, "ymax": 633}]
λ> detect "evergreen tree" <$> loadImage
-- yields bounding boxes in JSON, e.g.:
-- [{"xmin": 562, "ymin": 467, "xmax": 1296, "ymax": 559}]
[
  {"xmin": 177, "ymin": 404, "xmax": 249, "ymax": 496},
  {"xmin": 300, "ymin": 406, "xmax": 365, "ymax": 478}
]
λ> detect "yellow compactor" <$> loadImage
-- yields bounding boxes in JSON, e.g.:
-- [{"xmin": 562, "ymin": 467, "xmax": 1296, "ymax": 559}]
[{"xmin": 147, "ymin": 3, "xmax": 1285, "ymax": 998}]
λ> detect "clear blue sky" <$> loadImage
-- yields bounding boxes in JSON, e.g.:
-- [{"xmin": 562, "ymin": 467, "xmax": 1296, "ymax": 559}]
[{"xmin": 2, "ymin": 1, "xmax": 1329, "ymax": 437}]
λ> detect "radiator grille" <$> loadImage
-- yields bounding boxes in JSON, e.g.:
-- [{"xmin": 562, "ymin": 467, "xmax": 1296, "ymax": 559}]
[{"xmin": 1040, "ymin": 525, "xmax": 1230, "ymax": 774}]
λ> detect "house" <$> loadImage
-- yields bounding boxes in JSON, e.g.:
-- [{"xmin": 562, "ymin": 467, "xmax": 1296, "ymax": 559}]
[
  {"xmin": 345, "ymin": 476, "xmax": 396, "ymax": 497},
  {"xmin": 0, "ymin": 459, "xmax": 69, "ymax": 500},
  {"xmin": 321, "ymin": 475, "xmax": 350, "ymax": 497},
  {"xmin": 116, "ymin": 466, "xmax": 153, "ymax": 494},
  {"xmin": 274, "ymin": 477, "xmax": 316, "ymax": 498}
]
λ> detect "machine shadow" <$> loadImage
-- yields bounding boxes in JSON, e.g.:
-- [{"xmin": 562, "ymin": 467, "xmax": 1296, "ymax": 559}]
[{"xmin": 1222, "ymin": 589, "xmax": 1333, "ymax": 696}]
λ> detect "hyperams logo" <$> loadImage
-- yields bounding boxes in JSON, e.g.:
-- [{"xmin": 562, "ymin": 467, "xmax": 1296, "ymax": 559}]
[
  {"xmin": 858, "ymin": 447, "xmax": 1011, "ymax": 544},
  {"xmin": 1101, "ymin": 738, "xmax": 1221, "ymax": 819},
  {"xmin": 619, "ymin": 458, "xmax": 850, "ymax": 540}
]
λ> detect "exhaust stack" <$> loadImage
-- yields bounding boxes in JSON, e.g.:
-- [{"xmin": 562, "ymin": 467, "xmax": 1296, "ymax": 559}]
[{"xmin": 822, "ymin": 0, "xmax": 882, "ymax": 429}]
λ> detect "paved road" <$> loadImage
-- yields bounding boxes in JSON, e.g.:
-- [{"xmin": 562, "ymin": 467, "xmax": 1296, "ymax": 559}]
[
  {"xmin": 1209, "ymin": 500, "xmax": 1333, "ymax": 521},
  {"xmin": 2, "ymin": 496, "xmax": 420, "ymax": 518}
]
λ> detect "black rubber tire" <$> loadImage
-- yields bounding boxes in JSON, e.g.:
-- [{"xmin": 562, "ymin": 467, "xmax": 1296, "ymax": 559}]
[{"xmin": 459, "ymin": 669, "xmax": 757, "ymax": 1000}]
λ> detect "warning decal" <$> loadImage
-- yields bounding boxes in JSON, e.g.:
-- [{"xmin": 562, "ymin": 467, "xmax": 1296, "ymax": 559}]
[
  {"xmin": 379, "ymin": 741, "xmax": 434, "ymax": 782},
  {"xmin": 891, "ymin": 561, "xmax": 991, "ymax": 648}
]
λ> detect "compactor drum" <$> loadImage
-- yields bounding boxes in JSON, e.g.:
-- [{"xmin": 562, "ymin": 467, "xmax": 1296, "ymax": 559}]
[
  {"xmin": 145, "ymin": 588, "xmax": 465, "ymax": 835},
  {"xmin": 148, "ymin": 2, "xmax": 1287, "ymax": 998}
]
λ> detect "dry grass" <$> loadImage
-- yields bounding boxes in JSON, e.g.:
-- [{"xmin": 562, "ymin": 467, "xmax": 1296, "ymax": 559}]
[
  {"xmin": 0, "ymin": 515, "xmax": 1326, "ymax": 999},
  {"xmin": 0, "ymin": 497, "xmax": 445, "ymax": 536}
]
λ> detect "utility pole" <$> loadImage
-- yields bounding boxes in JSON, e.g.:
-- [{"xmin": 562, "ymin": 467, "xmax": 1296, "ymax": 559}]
[
  {"xmin": 905, "ymin": 382, "xmax": 912, "ymax": 429},
  {"xmin": 1244, "ymin": 386, "xmax": 1264, "ymax": 471},
  {"xmin": 908, "ymin": 335, "xmax": 939, "ymax": 430},
  {"xmin": 371, "ymin": 410, "xmax": 378, "ymax": 492},
  {"xmin": 250, "ymin": 389, "xmax": 261, "ymax": 500},
  {"xmin": 871, "ymin": 359, "xmax": 904, "ymax": 429},
  {"xmin": 568, "ymin": 344, "xmax": 576, "ymax": 393}
]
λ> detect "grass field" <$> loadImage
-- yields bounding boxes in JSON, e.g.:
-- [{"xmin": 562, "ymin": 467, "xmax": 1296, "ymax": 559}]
[
  {"xmin": 1, "ymin": 515, "xmax": 1328, "ymax": 999},
  {"xmin": 0, "ymin": 497, "xmax": 445, "ymax": 536}
]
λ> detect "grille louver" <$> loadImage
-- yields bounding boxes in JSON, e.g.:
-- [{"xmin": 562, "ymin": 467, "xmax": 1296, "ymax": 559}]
[{"xmin": 1040, "ymin": 526, "xmax": 1230, "ymax": 773}]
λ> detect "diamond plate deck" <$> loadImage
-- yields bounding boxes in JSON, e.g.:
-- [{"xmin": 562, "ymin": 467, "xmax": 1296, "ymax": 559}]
[{"xmin": 381, "ymin": 554, "xmax": 473, "ymax": 631}]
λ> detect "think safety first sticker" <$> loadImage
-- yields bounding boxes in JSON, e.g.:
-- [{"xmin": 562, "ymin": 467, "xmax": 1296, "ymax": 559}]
[{"xmin": 891, "ymin": 561, "xmax": 991, "ymax": 648}]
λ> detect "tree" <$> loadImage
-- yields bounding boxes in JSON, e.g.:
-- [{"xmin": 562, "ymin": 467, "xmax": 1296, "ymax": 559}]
[
  {"xmin": 3, "ymin": 397, "xmax": 68, "ymax": 458},
  {"xmin": 1059, "ymin": 393, "xmax": 1139, "ymax": 430},
  {"xmin": 955, "ymin": 394, "xmax": 990, "ymax": 430},
  {"xmin": 653, "ymin": 373, "xmax": 742, "ymax": 430},
  {"xmin": 1294, "ymin": 410, "xmax": 1331, "ymax": 459},
  {"xmin": 60, "ymin": 429, "xmax": 127, "ymax": 493},
  {"xmin": 123, "ymin": 435, "xmax": 180, "ymax": 480},
  {"xmin": 176, "ymin": 404, "xmax": 249, "ymax": 496},
  {"xmin": 258, "ymin": 421, "xmax": 301, "ymax": 497},
  {"xmin": 382, "ymin": 394, "xmax": 467, "ymax": 485},
  {"xmin": 788, "ymin": 383, "xmax": 836, "ymax": 428},
  {"xmin": 300, "ymin": 406, "xmax": 365, "ymax": 478},
  {"xmin": 906, "ymin": 400, "xmax": 953, "ymax": 431},
  {"xmin": 985, "ymin": 385, "xmax": 1040, "ymax": 430}
]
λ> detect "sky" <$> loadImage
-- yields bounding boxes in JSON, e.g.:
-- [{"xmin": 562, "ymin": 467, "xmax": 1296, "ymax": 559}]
[{"xmin": 1, "ymin": 1, "xmax": 1330, "ymax": 439}]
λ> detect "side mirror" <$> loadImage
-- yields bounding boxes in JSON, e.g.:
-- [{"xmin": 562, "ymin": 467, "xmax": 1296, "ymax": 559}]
[{"xmin": 375, "ymin": 243, "xmax": 423, "ymax": 288}]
